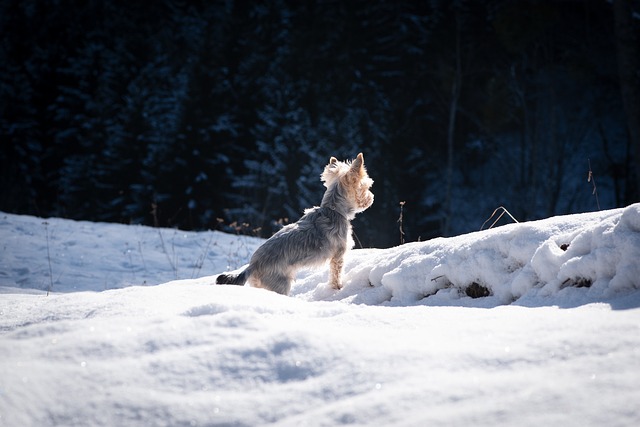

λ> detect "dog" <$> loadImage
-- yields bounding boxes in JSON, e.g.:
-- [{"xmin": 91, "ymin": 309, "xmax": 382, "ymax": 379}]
[{"xmin": 216, "ymin": 153, "xmax": 374, "ymax": 295}]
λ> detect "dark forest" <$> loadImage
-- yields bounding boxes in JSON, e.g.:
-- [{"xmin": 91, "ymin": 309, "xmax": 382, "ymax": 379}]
[{"xmin": 2, "ymin": 0, "xmax": 639, "ymax": 248}]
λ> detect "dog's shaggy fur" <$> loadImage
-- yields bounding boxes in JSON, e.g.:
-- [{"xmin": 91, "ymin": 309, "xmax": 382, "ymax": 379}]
[{"xmin": 216, "ymin": 153, "xmax": 374, "ymax": 295}]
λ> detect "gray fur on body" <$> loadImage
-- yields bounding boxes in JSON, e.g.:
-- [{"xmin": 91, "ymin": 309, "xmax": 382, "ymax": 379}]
[{"xmin": 216, "ymin": 153, "xmax": 373, "ymax": 295}]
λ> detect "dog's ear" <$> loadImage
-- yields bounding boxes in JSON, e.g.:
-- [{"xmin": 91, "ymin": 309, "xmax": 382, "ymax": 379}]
[
  {"xmin": 349, "ymin": 153, "xmax": 365, "ymax": 177},
  {"xmin": 345, "ymin": 153, "xmax": 365, "ymax": 184},
  {"xmin": 322, "ymin": 157, "xmax": 340, "ymax": 186},
  {"xmin": 351, "ymin": 153, "xmax": 364, "ymax": 170}
]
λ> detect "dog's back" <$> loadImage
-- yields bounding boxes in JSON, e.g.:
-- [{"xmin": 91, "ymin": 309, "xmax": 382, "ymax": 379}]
[{"xmin": 246, "ymin": 206, "xmax": 351, "ymax": 294}]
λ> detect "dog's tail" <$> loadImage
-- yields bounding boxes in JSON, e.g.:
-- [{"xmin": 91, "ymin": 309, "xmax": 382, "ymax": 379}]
[{"xmin": 215, "ymin": 269, "xmax": 248, "ymax": 286}]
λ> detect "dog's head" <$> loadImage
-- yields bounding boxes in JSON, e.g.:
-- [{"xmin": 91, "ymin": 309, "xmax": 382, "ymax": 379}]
[{"xmin": 321, "ymin": 153, "xmax": 374, "ymax": 214}]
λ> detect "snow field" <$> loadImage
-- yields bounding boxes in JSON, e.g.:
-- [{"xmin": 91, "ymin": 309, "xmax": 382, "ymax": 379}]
[
  {"xmin": 2, "ymin": 283, "xmax": 640, "ymax": 426},
  {"xmin": 1, "ymin": 205, "xmax": 640, "ymax": 426}
]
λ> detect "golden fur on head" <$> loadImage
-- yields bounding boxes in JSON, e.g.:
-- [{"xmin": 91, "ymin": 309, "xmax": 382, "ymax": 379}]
[
  {"xmin": 321, "ymin": 153, "xmax": 374, "ymax": 215},
  {"xmin": 321, "ymin": 153, "xmax": 373, "ymax": 189}
]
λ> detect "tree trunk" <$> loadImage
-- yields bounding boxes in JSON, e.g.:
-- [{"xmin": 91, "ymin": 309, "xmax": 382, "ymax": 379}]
[
  {"xmin": 613, "ymin": 0, "xmax": 640, "ymax": 203},
  {"xmin": 443, "ymin": 13, "xmax": 462, "ymax": 237}
]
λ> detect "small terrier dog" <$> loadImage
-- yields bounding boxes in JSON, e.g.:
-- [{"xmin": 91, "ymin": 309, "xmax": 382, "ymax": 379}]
[{"xmin": 216, "ymin": 153, "xmax": 374, "ymax": 295}]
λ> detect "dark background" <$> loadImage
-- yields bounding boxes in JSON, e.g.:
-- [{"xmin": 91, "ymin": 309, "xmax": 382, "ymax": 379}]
[{"xmin": 2, "ymin": 0, "xmax": 639, "ymax": 248}]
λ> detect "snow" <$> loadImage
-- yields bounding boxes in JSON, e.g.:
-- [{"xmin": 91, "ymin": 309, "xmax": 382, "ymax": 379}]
[{"xmin": 1, "ymin": 205, "xmax": 640, "ymax": 426}]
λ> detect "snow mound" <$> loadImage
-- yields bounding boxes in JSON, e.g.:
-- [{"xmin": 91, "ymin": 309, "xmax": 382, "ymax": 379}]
[{"xmin": 292, "ymin": 204, "xmax": 640, "ymax": 307}]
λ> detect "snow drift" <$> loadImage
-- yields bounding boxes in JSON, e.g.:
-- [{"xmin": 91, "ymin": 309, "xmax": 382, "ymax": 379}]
[{"xmin": 293, "ymin": 203, "xmax": 640, "ymax": 308}]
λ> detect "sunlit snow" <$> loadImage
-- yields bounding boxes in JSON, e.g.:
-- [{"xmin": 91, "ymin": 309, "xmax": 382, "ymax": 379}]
[{"xmin": 1, "ymin": 205, "xmax": 640, "ymax": 426}]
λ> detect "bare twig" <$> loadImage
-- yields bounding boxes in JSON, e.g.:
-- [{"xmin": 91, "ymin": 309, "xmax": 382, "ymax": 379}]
[
  {"xmin": 43, "ymin": 221, "xmax": 54, "ymax": 296},
  {"xmin": 125, "ymin": 243, "xmax": 136, "ymax": 283},
  {"xmin": 138, "ymin": 241, "xmax": 147, "ymax": 275},
  {"xmin": 158, "ymin": 230, "xmax": 178, "ymax": 279},
  {"xmin": 151, "ymin": 203, "xmax": 159, "ymax": 228},
  {"xmin": 480, "ymin": 206, "xmax": 519, "ymax": 231},
  {"xmin": 587, "ymin": 159, "xmax": 601, "ymax": 210},
  {"xmin": 398, "ymin": 201, "xmax": 406, "ymax": 245},
  {"xmin": 191, "ymin": 232, "xmax": 215, "ymax": 279},
  {"xmin": 352, "ymin": 231, "xmax": 364, "ymax": 249}
]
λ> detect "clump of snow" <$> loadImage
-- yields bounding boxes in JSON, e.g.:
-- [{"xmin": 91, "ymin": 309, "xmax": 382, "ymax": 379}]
[{"xmin": 1, "ymin": 206, "xmax": 640, "ymax": 426}]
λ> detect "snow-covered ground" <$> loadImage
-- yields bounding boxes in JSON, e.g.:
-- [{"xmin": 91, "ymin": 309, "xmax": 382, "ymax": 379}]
[{"xmin": 1, "ymin": 205, "xmax": 640, "ymax": 426}]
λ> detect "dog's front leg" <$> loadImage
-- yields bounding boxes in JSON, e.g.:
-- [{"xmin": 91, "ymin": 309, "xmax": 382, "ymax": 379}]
[{"xmin": 329, "ymin": 249, "xmax": 345, "ymax": 290}]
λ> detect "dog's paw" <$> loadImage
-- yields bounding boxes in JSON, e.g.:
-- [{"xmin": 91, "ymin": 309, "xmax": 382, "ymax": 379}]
[{"xmin": 330, "ymin": 282, "xmax": 342, "ymax": 291}]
